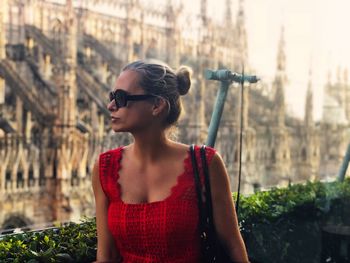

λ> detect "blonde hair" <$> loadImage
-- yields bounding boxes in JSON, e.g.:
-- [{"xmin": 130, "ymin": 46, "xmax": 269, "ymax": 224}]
[{"xmin": 123, "ymin": 60, "xmax": 192, "ymax": 127}]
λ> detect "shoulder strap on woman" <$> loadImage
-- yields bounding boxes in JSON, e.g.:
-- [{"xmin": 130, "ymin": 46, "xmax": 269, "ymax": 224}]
[
  {"xmin": 200, "ymin": 146, "xmax": 215, "ymax": 228},
  {"xmin": 190, "ymin": 145, "xmax": 205, "ymax": 233}
]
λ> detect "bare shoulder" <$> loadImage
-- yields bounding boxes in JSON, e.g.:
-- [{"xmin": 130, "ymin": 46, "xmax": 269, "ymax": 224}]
[
  {"xmin": 93, "ymin": 158, "xmax": 99, "ymax": 172},
  {"xmin": 210, "ymin": 151, "xmax": 225, "ymax": 168},
  {"xmin": 92, "ymin": 159, "xmax": 100, "ymax": 188},
  {"xmin": 208, "ymin": 151, "xmax": 231, "ymax": 189}
]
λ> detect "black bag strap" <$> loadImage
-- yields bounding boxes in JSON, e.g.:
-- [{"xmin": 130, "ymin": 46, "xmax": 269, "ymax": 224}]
[
  {"xmin": 194, "ymin": 145, "xmax": 235, "ymax": 263},
  {"xmin": 200, "ymin": 145, "xmax": 214, "ymax": 228},
  {"xmin": 190, "ymin": 144, "xmax": 205, "ymax": 233}
]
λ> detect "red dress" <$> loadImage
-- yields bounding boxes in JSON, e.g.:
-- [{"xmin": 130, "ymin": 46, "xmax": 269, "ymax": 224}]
[{"xmin": 99, "ymin": 145, "xmax": 216, "ymax": 263}]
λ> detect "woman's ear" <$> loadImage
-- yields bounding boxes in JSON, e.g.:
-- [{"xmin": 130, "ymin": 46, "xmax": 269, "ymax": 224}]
[{"xmin": 152, "ymin": 98, "xmax": 168, "ymax": 117}]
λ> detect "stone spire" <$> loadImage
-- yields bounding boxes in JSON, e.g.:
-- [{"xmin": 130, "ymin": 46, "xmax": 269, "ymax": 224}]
[
  {"xmin": 0, "ymin": 0, "xmax": 7, "ymax": 105},
  {"xmin": 124, "ymin": 0, "xmax": 141, "ymax": 61},
  {"xmin": 277, "ymin": 26, "xmax": 286, "ymax": 72},
  {"xmin": 56, "ymin": 0, "xmax": 77, "ymax": 128},
  {"xmin": 234, "ymin": 0, "xmax": 248, "ymax": 70},
  {"xmin": 54, "ymin": 0, "xmax": 78, "ymax": 142},
  {"xmin": 236, "ymin": 0, "xmax": 246, "ymax": 29},
  {"xmin": 64, "ymin": 0, "xmax": 77, "ymax": 65},
  {"xmin": 305, "ymin": 68, "xmax": 314, "ymax": 127},
  {"xmin": 0, "ymin": 0, "xmax": 7, "ymax": 59},
  {"xmin": 274, "ymin": 79, "xmax": 285, "ymax": 127},
  {"xmin": 165, "ymin": 0, "xmax": 181, "ymax": 67},
  {"xmin": 200, "ymin": 0, "xmax": 208, "ymax": 26},
  {"xmin": 52, "ymin": 0, "xmax": 79, "ymax": 222},
  {"xmin": 225, "ymin": 0, "xmax": 233, "ymax": 27},
  {"xmin": 273, "ymin": 26, "xmax": 287, "ymax": 127}
]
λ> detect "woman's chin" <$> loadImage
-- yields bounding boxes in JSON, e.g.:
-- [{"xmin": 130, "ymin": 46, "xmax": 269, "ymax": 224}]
[
  {"xmin": 111, "ymin": 126, "xmax": 124, "ymax": 132},
  {"xmin": 111, "ymin": 123, "xmax": 129, "ymax": 133},
  {"xmin": 110, "ymin": 122, "xmax": 121, "ymax": 131}
]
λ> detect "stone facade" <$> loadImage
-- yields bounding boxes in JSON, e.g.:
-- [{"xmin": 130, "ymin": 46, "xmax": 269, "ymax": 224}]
[{"xmin": 0, "ymin": 0, "xmax": 349, "ymax": 230}]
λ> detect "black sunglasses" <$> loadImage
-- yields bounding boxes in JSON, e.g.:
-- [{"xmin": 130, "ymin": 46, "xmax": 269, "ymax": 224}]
[{"xmin": 109, "ymin": 89, "xmax": 158, "ymax": 108}]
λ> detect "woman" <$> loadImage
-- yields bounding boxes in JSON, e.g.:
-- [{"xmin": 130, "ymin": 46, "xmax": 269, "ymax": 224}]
[{"xmin": 92, "ymin": 60, "xmax": 249, "ymax": 263}]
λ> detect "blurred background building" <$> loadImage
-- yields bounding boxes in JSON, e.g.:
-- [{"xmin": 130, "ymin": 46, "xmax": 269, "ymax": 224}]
[{"xmin": 0, "ymin": 0, "xmax": 349, "ymax": 231}]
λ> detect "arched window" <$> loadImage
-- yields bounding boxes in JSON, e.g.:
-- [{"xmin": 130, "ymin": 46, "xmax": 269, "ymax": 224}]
[
  {"xmin": 71, "ymin": 169, "xmax": 78, "ymax": 186},
  {"xmin": 271, "ymin": 149, "xmax": 276, "ymax": 163},
  {"xmin": 39, "ymin": 163, "xmax": 46, "ymax": 186},
  {"xmin": 301, "ymin": 148, "xmax": 307, "ymax": 161},
  {"xmin": 16, "ymin": 170, "xmax": 24, "ymax": 188},
  {"xmin": 28, "ymin": 167, "xmax": 34, "ymax": 187},
  {"xmin": 5, "ymin": 170, "xmax": 11, "ymax": 190}
]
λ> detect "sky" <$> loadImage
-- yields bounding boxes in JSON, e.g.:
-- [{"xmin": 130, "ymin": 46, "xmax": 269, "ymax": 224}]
[
  {"xmin": 244, "ymin": 0, "xmax": 349, "ymax": 120},
  {"xmin": 171, "ymin": 0, "xmax": 349, "ymax": 120}
]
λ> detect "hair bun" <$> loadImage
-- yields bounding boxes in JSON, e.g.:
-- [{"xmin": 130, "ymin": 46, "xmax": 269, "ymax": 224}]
[{"xmin": 176, "ymin": 66, "xmax": 192, "ymax": 96}]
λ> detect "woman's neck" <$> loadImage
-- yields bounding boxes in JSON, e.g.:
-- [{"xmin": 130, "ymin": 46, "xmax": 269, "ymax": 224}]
[{"xmin": 129, "ymin": 129, "xmax": 172, "ymax": 163}]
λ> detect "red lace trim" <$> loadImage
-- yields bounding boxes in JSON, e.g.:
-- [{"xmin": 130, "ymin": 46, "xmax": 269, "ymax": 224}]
[{"xmin": 100, "ymin": 145, "xmax": 216, "ymax": 206}]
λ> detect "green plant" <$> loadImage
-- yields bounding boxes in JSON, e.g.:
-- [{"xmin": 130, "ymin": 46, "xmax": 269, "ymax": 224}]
[
  {"xmin": 0, "ymin": 218, "xmax": 96, "ymax": 263},
  {"xmin": 237, "ymin": 178, "xmax": 350, "ymax": 263}
]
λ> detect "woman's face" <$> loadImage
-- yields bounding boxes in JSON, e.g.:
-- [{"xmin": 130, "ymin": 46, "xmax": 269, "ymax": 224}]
[{"xmin": 108, "ymin": 70, "xmax": 156, "ymax": 133}]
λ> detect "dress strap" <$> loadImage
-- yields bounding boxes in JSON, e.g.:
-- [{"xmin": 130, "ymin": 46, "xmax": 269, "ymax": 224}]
[{"xmin": 99, "ymin": 147, "xmax": 123, "ymax": 202}]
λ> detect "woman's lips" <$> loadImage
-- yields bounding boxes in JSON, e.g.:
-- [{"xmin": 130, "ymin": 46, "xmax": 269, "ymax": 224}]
[{"xmin": 111, "ymin": 116, "xmax": 120, "ymax": 122}]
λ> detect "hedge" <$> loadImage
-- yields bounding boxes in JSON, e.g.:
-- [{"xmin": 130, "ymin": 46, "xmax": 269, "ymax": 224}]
[
  {"xmin": 0, "ymin": 219, "xmax": 96, "ymax": 263},
  {"xmin": 239, "ymin": 179, "xmax": 350, "ymax": 263},
  {"xmin": 1, "ymin": 178, "xmax": 349, "ymax": 262}
]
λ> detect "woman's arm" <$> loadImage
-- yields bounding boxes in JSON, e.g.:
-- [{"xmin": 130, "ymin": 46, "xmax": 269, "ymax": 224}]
[
  {"xmin": 92, "ymin": 161, "xmax": 120, "ymax": 262},
  {"xmin": 209, "ymin": 152, "xmax": 249, "ymax": 263}
]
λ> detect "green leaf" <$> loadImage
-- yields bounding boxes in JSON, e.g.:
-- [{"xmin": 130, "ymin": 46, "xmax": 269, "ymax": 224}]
[{"xmin": 44, "ymin": 235, "xmax": 50, "ymax": 244}]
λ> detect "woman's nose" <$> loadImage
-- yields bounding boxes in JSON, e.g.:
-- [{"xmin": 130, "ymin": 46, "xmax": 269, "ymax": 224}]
[{"xmin": 107, "ymin": 100, "xmax": 118, "ymax": 111}]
